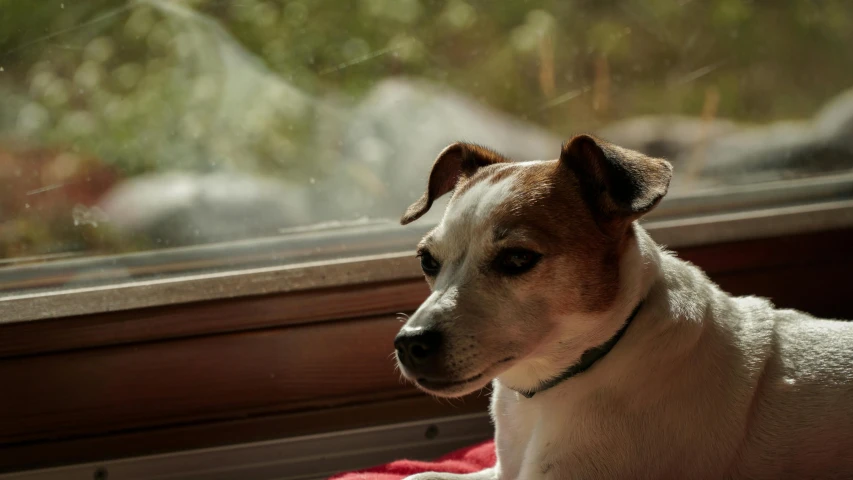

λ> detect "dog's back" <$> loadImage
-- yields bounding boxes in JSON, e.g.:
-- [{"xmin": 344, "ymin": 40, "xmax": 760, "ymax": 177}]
[
  {"xmin": 727, "ymin": 305, "xmax": 853, "ymax": 479},
  {"xmin": 536, "ymin": 251, "xmax": 853, "ymax": 480},
  {"xmin": 650, "ymin": 253, "xmax": 853, "ymax": 479}
]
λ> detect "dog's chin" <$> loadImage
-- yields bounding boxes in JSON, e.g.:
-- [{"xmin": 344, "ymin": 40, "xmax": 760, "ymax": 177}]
[
  {"xmin": 413, "ymin": 373, "xmax": 492, "ymax": 398},
  {"xmin": 401, "ymin": 357, "xmax": 516, "ymax": 398}
]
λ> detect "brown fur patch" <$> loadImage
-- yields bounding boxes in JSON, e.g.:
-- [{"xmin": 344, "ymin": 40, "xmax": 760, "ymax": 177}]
[
  {"xmin": 561, "ymin": 134, "xmax": 672, "ymax": 236},
  {"xmin": 485, "ymin": 160, "xmax": 623, "ymax": 313}
]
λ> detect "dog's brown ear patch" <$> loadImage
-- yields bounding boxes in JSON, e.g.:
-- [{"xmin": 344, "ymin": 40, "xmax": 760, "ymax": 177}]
[
  {"xmin": 401, "ymin": 142, "xmax": 510, "ymax": 225},
  {"xmin": 560, "ymin": 134, "xmax": 672, "ymax": 230}
]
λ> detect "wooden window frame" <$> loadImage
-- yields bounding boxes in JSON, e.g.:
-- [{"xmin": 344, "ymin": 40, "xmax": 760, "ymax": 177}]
[{"xmin": 2, "ymin": 198, "xmax": 853, "ymax": 473}]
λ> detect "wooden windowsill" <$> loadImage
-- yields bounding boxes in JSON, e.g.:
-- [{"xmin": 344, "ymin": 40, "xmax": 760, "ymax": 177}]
[{"xmin": 1, "ymin": 226, "xmax": 852, "ymax": 473}]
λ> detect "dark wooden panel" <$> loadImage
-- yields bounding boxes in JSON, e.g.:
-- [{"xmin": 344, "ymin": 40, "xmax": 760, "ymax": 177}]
[
  {"xmin": 0, "ymin": 316, "xmax": 411, "ymax": 445},
  {"xmin": 1, "ymin": 228, "xmax": 852, "ymax": 472},
  {"xmin": 2, "ymin": 258, "xmax": 851, "ymax": 467},
  {"xmin": 715, "ymin": 263, "xmax": 853, "ymax": 320},
  {"xmin": 0, "ymin": 395, "xmax": 490, "ymax": 473},
  {"xmin": 676, "ymin": 228, "xmax": 853, "ymax": 275},
  {"xmin": 0, "ymin": 280, "xmax": 430, "ymax": 359}
]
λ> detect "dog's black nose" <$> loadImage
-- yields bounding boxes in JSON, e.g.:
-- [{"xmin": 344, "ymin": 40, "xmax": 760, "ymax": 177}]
[{"xmin": 394, "ymin": 329, "xmax": 443, "ymax": 369}]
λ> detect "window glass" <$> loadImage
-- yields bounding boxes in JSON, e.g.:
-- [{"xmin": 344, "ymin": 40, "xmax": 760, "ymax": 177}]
[{"xmin": 1, "ymin": 0, "xmax": 852, "ymax": 292}]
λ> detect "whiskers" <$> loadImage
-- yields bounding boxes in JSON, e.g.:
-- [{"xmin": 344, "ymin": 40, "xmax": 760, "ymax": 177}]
[
  {"xmin": 389, "ymin": 351, "xmax": 409, "ymax": 386},
  {"xmin": 427, "ymin": 392, "xmax": 463, "ymax": 407},
  {"xmin": 396, "ymin": 312, "xmax": 410, "ymax": 323}
]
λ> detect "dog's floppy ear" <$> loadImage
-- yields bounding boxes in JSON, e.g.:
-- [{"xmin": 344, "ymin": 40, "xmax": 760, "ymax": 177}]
[
  {"xmin": 560, "ymin": 134, "xmax": 672, "ymax": 232},
  {"xmin": 401, "ymin": 142, "xmax": 510, "ymax": 225}
]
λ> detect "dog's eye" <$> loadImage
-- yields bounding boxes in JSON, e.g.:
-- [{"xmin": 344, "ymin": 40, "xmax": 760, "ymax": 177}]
[
  {"xmin": 418, "ymin": 250, "xmax": 441, "ymax": 276},
  {"xmin": 494, "ymin": 248, "xmax": 542, "ymax": 276}
]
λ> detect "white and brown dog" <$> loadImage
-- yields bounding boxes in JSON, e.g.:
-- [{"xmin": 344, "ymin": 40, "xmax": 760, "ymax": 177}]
[{"xmin": 394, "ymin": 135, "xmax": 853, "ymax": 479}]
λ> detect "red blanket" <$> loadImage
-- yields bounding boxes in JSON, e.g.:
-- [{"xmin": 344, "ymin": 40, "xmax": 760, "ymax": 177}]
[{"xmin": 329, "ymin": 440, "xmax": 496, "ymax": 480}]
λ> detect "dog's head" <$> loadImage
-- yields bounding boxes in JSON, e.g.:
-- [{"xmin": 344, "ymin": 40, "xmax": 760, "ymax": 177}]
[{"xmin": 394, "ymin": 135, "xmax": 672, "ymax": 397}]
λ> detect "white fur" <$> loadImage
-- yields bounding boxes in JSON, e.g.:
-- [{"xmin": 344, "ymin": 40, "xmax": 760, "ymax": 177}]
[
  {"xmin": 404, "ymin": 224, "xmax": 853, "ymax": 479},
  {"xmin": 416, "ymin": 172, "xmax": 518, "ymax": 316},
  {"xmin": 444, "ymin": 171, "xmax": 518, "ymax": 226}
]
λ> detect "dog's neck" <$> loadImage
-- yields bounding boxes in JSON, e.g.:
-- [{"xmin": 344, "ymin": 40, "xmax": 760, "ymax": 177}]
[
  {"xmin": 496, "ymin": 224, "xmax": 662, "ymax": 396},
  {"xmin": 511, "ymin": 300, "xmax": 645, "ymax": 398}
]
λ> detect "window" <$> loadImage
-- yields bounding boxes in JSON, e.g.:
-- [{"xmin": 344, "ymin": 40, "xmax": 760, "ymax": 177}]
[{"xmin": 2, "ymin": 0, "xmax": 852, "ymax": 320}]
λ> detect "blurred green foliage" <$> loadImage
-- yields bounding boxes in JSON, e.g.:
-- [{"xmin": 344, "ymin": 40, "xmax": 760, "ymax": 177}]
[
  {"xmin": 0, "ymin": 0, "xmax": 852, "ymax": 259},
  {"xmin": 2, "ymin": 0, "xmax": 852, "ymax": 170}
]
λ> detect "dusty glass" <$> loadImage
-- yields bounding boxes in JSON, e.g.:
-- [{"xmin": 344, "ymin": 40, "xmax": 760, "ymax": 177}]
[{"xmin": 1, "ymin": 0, "xmax": 852, "ymax": 296}]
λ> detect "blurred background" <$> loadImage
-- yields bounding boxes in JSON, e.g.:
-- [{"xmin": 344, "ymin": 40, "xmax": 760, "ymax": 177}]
[{"xmin": 1, "ymin": 0, "xmax": 852, "ymax": 265}]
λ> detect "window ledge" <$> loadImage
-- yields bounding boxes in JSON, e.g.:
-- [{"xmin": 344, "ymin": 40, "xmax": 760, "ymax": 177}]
[{"xmin": 3, "ymin": 198, "xmax": 853, "ymax": 325}]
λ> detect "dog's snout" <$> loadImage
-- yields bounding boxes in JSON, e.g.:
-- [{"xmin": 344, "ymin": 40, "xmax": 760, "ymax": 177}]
[{"xmin": 394, "ymin": 329, "xmax": 443, "ymax": 368}]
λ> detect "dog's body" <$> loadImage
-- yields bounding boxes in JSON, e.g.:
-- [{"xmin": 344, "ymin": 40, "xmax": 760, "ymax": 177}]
[
  {"xmin": 489, "ymin": 239, "xmax": 853, "ymax": 479},
  {"xmin": 394, "ymin": 136, "xmax": 853, "ymax": 479}
]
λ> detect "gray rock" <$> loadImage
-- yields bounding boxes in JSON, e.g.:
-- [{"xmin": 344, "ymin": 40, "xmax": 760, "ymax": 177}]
[
  {"xmin": 598, "ymin": 87, "xmax": 853, "ymax": 190},
  {"xmin": 696, "ymin": 121, "xmax": 852, "ymax": 185},
  {"xmin": 322, "ymin": 77, "xmax": 563, "ymax": 224},
  {"xmin": 815, "ymin": 88, "xmax": 853, "ymax": 151},
  {"xmin": 98, "ymin": 171, "xmax": 312, "ymax": 246},
  {"xmin": 96, "ymin": 67, "xmax": 853, "ymax": 247},
  {"xmin": 598, "ymin": 115, "xmax": 739, "ymax": 162}
]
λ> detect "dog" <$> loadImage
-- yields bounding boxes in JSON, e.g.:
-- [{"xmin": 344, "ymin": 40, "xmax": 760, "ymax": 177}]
[{"xmin": 393, "ymin": 135, "xmax": 853, "ymax": 479}]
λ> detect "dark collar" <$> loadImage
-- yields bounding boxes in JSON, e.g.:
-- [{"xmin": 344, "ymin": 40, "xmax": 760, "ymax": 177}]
[{"xmin": 514, "ymin": 301, "xmax": 644, "ymax": 399}]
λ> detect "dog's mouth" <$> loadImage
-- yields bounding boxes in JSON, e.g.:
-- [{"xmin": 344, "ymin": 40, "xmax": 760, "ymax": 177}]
[
  {"xmin": 414, "ymin": 356, "xmax": 515, "ymax": 394},
  {"xmin": 416, "ymin": 374, "xmax": 483, "ymax": 390}
]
